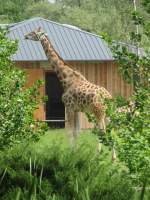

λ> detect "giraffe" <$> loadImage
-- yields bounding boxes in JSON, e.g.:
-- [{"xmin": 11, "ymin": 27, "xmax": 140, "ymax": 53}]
[{"xmin": 24, "ymin": 27, "xmax": 112, "ymax": 142}]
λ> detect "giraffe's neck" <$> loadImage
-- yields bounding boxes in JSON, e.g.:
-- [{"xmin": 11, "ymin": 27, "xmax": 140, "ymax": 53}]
[{"xmin": 40, "ymin": 35, "xmax": 85, "ymax": 90}]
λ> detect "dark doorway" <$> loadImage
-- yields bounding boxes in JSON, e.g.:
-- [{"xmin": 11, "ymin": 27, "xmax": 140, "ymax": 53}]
[{"xmin": 45, "ymin": 72, "xmax": 65, "ymax": 128}]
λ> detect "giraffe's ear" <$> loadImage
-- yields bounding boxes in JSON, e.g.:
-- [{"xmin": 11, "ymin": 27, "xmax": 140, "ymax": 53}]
[{"xmin": 37, "ymin": 27, "xmax": 42, "ymax": 32}]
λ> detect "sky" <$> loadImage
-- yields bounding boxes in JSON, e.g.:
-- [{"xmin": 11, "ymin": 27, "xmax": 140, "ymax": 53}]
[{"xmin": 48, "ymin": 0, "xmax": 55, "ymax": 3}]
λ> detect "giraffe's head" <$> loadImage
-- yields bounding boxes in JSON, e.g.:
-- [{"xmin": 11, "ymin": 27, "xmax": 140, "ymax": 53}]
[{"xmin": 24, "ymin": 27, "xmax": 47, "ymax": 41}]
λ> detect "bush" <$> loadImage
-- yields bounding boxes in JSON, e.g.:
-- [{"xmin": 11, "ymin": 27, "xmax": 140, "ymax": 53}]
[
  {"xmin": 0, "ymin": 131, "xmax": 135, "ymax": 200},
  {"xmin": 100, "ymin": 5, "xmax": 150, "ymax": 199},
  {"xmin": 0, "ymin": 29, "xmax": 46, "ymax": 149}
]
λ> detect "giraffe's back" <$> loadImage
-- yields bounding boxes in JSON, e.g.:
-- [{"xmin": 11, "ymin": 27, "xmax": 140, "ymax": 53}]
[{"xmin": 62, "ymin": 80, "xmax": 112, "ymax": 112}]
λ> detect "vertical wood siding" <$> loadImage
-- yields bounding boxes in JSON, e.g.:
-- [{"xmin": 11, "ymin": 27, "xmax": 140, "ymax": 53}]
[
  {"xmin": 16, "ymin": 61, "xmax": 133, "ymax": 129},
  {"xmin": 16, "ymin": 62, "xmax": 45, "ymax": 121},
  {"xmin": 68, "ymin": 61, "xmax": 133, "ymax": 98}
]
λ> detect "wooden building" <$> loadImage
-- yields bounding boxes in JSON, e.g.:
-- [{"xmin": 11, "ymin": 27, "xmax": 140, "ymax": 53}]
[{"xmin": 7, "ymin": 17, "xmax": 132, "ymax": 129}]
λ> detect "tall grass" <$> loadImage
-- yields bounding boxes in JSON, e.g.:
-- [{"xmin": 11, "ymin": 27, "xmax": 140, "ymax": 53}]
[{"xmin": 0, "ymin": 129, "xmax": 135, "ymax": 200}]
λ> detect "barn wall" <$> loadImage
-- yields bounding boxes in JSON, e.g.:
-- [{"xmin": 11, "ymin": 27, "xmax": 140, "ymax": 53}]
[
  {"xmin": 68, "ymin": 61, "xmax": 133, "ymax": 98},
  {"xmin": 16, "ymin": 61, "xmax": 133, "ymax": 129},
  {"xmin": 16, "ymin": 62, "xmax": 45, "ymax": 121}
]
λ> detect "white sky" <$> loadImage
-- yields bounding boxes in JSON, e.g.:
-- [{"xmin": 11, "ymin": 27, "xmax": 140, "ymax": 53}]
[{"xmin": 48, "ymin": 0, "xmax": 55, "ymax": 3}]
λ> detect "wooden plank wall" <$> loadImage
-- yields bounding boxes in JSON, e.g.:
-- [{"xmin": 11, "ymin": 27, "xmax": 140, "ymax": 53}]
[
  {"xmin": 16, "ymin": 62, "xmax": 45, "ymax": 121},
  {"xmin": 16, "ymin": 61, "xmax": 133, "ymax": 129},
  {"xmin": 68, "ymin": 61, "xmax": 133, "ymax": 98}
]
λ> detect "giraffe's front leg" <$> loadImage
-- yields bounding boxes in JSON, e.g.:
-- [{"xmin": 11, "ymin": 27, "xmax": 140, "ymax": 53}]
[
  {"xmin": 66, "ymin": 108, "xmax": 81, "ymax": 145},
  {"xmin": 65, "ymin": 108, "xmax": 78, "ymax": 146},
  {"xmin": 73, "ymin": 112, "xmax": 80, "ymax": 138}
]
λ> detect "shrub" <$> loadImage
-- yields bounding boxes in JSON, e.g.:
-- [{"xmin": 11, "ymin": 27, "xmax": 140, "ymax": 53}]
[
  {"xmin": 0, "ymin": 29, "xmax": 46, "ymax": 150},
  {"xmin": 99, "ymin": 3, "xmax": 150, "ymax": 199},
  {"xmin": 0, "ymin": 132, "xmax": 134, "ymax": 200}
]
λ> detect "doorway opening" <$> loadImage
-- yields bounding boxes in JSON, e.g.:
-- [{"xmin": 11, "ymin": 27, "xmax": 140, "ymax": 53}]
[{"xmin": 45, "ymin": 72, "xmax": 65, "ymax": 128}]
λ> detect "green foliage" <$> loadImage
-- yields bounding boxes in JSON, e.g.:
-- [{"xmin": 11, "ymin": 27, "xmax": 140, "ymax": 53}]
[
  {"xmin": 106, "ymin": 88, "xmax": 150, "ymax": 175},
  {"xmin": 0, "ymin": 131, "xmax": 134, "ymax": 200},
  {"xmin": 1, "ymin": 0, "xmax": 150, "ymax": 44},
  {"xmin": 0, "ymin": 0, "xmax": 135, "ymax": 42},
  {"xmin": 0, "ymin": 0, "xmax": 46, "ymax": 22},
  {"xmin": 25, "ymin": 1, "xmax": 63, "ymax": 22},
  {"xmin": 99, "ymin": 2, "xmax": 150, "ymax": 200},
  {"xmin": 88, "ymin": 62, "xmax": 150, "ymax": 198},
  {"xmin": 106, "ymin": 2, "xmax": 150, "ymax": 89},
  {"xmin": 30, "ymin": 0, "xmax": 133, "ymax": 41},
  {"xmin": 111, "ymin": 44, "xmax": 150, "ymax": 88},
  {"xmin": 142, "ymin": 0, "xmax": 150, "ymax": 13},
  {"xmin": 102, "ymin": 88, "xmax": 150, "ymax": 200},
  {"xmin": 142, "ymin": 0, "xmax": 150, "ymax": 39},
  {"xmin": 0, "ymin": 30, "xmax": 46, "ymax": 149}
]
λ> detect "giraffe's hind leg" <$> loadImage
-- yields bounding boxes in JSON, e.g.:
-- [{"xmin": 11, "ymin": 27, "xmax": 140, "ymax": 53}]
[
  {"xmin": 99, "ymin": 115, "xmax": 106, "ymax": 131},
  {"xmin": 91, "ymin": 104, "xmax": 106, "ymax": 132},
  {"xmin": 90, "ymin": 104, "xmax": 106, "ymax": 154}
]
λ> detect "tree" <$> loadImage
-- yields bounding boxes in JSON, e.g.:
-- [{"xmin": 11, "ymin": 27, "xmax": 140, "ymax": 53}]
[
  {"xmin": 25, "ymin": 1, "xmax": 63, "ymax": 22},
  {"xmin": 0, "ymin": 29, "xmax": 45, "ymax": 149},
  {"xmin": 0, "ymin": 0, "xmax": 46, "ymax": 23},
  {"xmin": 1, "ymin": 0, "xmax": 148, "ymax": 43},
  {"xmin": 100, "ymin": 1, "xmax": 150, "ymax": 199}
]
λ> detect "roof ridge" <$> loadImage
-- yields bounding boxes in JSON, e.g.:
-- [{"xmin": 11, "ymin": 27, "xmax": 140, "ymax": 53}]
[
  {"xmin": 9, "ymin": 17, "xmax": 101, "ymax": 39},
  {"xmin": 41, "ymin": 18, "xmax": 100, "ymax": 38},
  {"xmin": 8, "ymin": 17, "xmax": 113, "ymax": 62},
  {"xmin": 9, "ymin": 17, "xmax": 42, "ymax": 30},
  {"xmin": 9, "ymin": 19, "xmax": 31, "ymax": 27}
]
